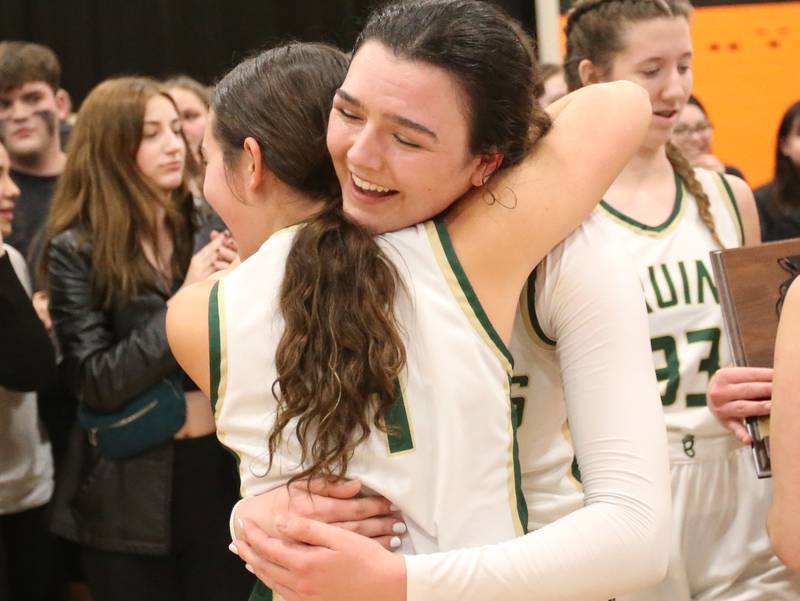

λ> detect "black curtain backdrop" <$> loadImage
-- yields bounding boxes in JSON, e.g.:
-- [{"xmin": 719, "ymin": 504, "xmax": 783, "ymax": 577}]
[{"xmin": 0, "ymin": 0, "xmax": 534, "ymax": 106}]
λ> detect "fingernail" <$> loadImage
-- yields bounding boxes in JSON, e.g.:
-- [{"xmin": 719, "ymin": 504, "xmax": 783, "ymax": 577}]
[
  {"xmin": 228, "ymin": 542, "xmax": 239, "ymax": 555},
  {"xmin": 389, "ymin": 504, "xmax": 399, "ymax": 511},
  {"xmin": 237, "ymin": 517, "xmax": 245, "ymax": 533},
  {"xmin": 390, "ymin": 536, "xmax": 402, "ymax": 548},
  {"xmin": 392, "ymin": 522, "xmax": 407, "ymax": 534},
  {"xmin": 245, "ymin": 563, "xmax": 255, "ymax": 574}
]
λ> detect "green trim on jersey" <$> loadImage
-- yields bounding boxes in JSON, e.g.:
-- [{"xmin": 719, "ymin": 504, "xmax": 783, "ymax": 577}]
[
  {"xmin": 430, "ymin": 217, "xmax": 514, "ymax": 368},
  {"xmin": 524, "ymin": 267, "xmax": 556, "ymax": 346},
  {"xmin": 509, "ymin": 375, "xmax": 529, "ymax": 534},
  {"xmin": 599, "ymin": 172, "xmax": 685, "ymax": 237},
  {"xmin": 714, "ymin": 172, "xmax": 745, "ymax": 245},
  {"xmin": 208, "ymin": 279, "xmax": 244, "ymax": 493},
  {"xmin": 249, "ymin": 582, "xmax": 273, "ymax": 601},
  {"xmin": 209, "ymin": 281, "xmax": 222, "ymax": 413}
]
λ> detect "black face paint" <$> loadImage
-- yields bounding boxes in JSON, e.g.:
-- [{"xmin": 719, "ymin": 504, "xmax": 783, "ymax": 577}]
[{"xmin": 33, "ymin": 110, "xmax": 57, "ymax": 137}]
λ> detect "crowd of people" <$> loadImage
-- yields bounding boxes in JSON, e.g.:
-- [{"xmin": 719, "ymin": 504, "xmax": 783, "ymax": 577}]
[{"xmin": 2, "ymin": 1, "xmax": 800, "ymax": 601}]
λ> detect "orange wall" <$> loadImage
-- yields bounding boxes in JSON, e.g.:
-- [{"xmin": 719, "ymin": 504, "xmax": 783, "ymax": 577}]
[
  {"xmin": 692, "ymin": 2, "xmax": 800, "ymax": 187},
  {"xmin": 556, "ymin": 2, "xmax": 800, "ymax": 187}
]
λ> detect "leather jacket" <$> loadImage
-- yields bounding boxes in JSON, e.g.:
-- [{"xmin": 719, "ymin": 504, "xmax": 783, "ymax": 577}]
[{"xmin": 47, "ymin": 217, "xmax": 219, "ymax": 555}]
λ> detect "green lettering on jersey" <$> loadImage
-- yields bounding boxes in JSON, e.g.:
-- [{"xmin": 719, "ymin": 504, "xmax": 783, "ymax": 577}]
[
  {"xmin": 651, "ymin": 335, "xmax": 680, "ymax": 406},
  {"xmin": 696, "ymin": 260, "xmax": 719, "ymax": 304},
  {"xmin": 511, "ymin": 375, "xmax": 529, "ymax": 426},
  {"xmin": 649, "ymin": 264, "xmax": 678, "ymax": 309},
  {"xmin": 678, "ymin": 261, "xmax": 691, "ymax": 304},
  {"xmin": 386, "ymin": 380, "xmax": 414, "ymax": 454},
  {"xmin": 686, "ymin": 327, "xmax": 721, "ymax": 407}
]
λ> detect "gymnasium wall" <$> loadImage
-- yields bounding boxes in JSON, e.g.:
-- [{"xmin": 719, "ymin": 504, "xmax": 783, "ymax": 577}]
[
  {"xmin": 691, "ymin": 2, "xmax": 800, "ymax": 186},
  {"xmin": 558, "ymin": 1, "xmax": 799, "ymax": 187}
]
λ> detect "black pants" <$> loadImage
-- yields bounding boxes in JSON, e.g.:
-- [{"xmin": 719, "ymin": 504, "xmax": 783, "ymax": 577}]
[
  {"xmin": 0, "ymin": 503, "xmax": 57, "ymax": 601},
  {"xmin": 83, "ymin": 435, "xmax": 255, "ymax": 601}
]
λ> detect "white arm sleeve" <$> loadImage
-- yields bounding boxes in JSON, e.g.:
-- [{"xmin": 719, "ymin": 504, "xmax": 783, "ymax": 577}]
[{"xmin": 405, "ymin": 225, "xmax": 670, "ymax": 601}]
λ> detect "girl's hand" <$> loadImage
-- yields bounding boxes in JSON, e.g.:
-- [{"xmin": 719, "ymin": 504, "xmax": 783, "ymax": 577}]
[
  {"xmin": 209, "ymin": 230, "xmax": 239, "ymax": 271},
  {"xmin": 234, "ymin": 479, "xmax": 406, "ymax": 549},
  {"xmin": 234, "ymin": 516, "xmax": 406, "ymax": 601},
  {"xmin": 182, "ymin": 235, "xmax": 227, "ymax": 287},
  {"xmin": 707, "ymin": 366, "xmax": 773, "ymax": 444}
]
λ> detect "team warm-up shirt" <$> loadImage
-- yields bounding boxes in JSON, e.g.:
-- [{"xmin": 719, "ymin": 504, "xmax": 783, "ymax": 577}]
[{"xmin": 210, "ymin": 217, "xmax": 526, "ymax": 557}]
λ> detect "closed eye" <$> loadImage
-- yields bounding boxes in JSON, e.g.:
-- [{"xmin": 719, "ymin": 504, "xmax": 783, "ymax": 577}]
[
  {"xmin": 393, "ymin": 134, "xmax": 421, "ymax": 149},
  {"xmin": 336, "ymin": 106, "xmax": 361, "ymax": 121}
]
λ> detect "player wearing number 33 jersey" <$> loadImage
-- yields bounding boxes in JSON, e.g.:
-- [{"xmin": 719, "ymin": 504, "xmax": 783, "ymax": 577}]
[
  {"xmin": 209, "ymin": 218, "xmax": 527, "ymax": 556},
  {"xmin": 511, "ymin": 168, "xmax": 800, "ymax": 600}
]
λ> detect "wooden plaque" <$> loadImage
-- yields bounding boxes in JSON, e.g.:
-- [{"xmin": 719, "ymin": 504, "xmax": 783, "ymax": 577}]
[{"xmin": 710, "ymin": 237, "xmax": 800, "ymax": 478}]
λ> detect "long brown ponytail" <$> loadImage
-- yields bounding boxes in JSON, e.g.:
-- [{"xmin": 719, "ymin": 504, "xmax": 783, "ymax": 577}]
[
  {"xmin": 211, "ymin": 42, "xmax": 405, "ymax": 482},
  {"xmin": 272, "ymin": 204, "xmax": 405, "ymax": 481}
]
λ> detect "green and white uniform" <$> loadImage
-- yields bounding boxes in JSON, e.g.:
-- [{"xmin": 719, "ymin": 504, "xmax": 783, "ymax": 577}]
[
  {"xmin": 592, "ymin": 168, "xmax": 800, "ymax": 601},
  {"xmin": 405, "ymin": 218, "xmax": 671, "ymax": 601},
  {"xmin": 210, "ymin": 217, "xmax": 526, "ymax": 563}
]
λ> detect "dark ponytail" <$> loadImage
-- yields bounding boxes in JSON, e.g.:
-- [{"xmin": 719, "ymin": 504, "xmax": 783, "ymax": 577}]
[{"xmin": 212, "ymin": 42, "xmax": 405, "ymax": 482}]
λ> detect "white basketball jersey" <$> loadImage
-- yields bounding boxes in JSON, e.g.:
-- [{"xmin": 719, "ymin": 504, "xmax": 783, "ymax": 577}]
[
  {"xmin": 595, "ymin": 168, "xmax": 744, "ymax": 438},
  {"xmin": 210, "ymin": 218, "xmax": 526, "ymax": 557},
  {"xmin": 510, "ymin": 215, "xmax": 637, "ymax": 529},
  {"xmin": 510, "ymin": 252, "xmax": 582, "ymax": 530}
]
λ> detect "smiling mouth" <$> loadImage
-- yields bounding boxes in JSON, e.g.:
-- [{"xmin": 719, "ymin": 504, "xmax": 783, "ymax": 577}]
[
  {"xmin": 654, "ymin": 110, "xmax": 678, "ymax": 119},
  {"xmin": 351, "ymin": 173, "xmax": 397, "ymax": 197}
]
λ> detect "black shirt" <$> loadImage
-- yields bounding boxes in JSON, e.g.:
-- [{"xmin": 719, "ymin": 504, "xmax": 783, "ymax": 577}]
[
  {"xmin": 6, "ymin": 169, "xmax": 58, "ymax": 261},
  {"xmin": 754, "ymin": 182, "xmax": 800, "ymax": 242}
]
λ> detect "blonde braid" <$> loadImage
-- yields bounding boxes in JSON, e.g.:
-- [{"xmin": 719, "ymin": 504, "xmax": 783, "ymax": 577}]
[{"xmin": 666, "ymin": 142, "xmax": 726, "ymax": 249}]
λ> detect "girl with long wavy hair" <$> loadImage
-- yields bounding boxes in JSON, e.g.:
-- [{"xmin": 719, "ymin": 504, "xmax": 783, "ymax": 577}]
[
  {"xmin": 42, "ymin": 77, "xmax": 252, "ymax": 601},
  {"xmin": 233, "ymin": 2, "xmax": 799, "ymax": 601},
  {"xmin": 169, "ymin": 1, "xmax": 672, "ymax": 599}
]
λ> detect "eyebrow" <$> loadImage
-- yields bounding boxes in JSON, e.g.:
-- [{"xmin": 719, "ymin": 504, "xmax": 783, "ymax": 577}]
[{"xmin": 336, "ymin": 88, "xmax": 438, "ymax": 142}]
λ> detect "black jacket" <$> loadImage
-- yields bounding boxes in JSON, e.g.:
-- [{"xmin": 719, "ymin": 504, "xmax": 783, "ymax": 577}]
[
  {"xmin": 47, "ymin": 228, "xmax": 181, "ymax": 554},
  {"xmin": 45, "ymin": 207, "xmax": 226, "ymax": 554}
]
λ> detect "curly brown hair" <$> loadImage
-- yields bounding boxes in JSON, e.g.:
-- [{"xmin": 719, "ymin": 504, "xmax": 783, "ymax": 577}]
[{"xmin": 211, "ymin": 42, "xmax": 406, "ymax": 483}]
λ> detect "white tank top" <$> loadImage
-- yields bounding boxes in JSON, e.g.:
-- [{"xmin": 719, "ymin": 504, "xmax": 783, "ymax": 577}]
[
  {"xmin": 595, "ymin": 168, "xmax": 744, "ymax": 438},
  {"xmin": 210, "ymin": 218, "xmax": 526, "ymax": 554}
]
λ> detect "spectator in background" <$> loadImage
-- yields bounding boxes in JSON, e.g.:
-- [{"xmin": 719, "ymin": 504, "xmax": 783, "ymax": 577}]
[
  {"xmin": 0, "ymin": 41, "xmax": 67, "ymax": 261},
  {"xmin": 537, "ymin": 63, "xmax": 567, "ymax": 107},
  {"xmin": 165, "ymin": 76, "xmax": 224, "ymax": 232},
  {"xmin": 671, "ymin": 95, "xmax": 747, "ymax": 181},
  {"xmin": 754, "ymin": 101, "xmax": 800, "ymax": 242},
  {"xmin": 42, "ymin": 76, "xmax": 250, "ymax": 601},
  {"xmin": 165, "ymin": 76, "xmax": 209, "ymax": 198},
  {"xmin": 0, "ymin": 138, "xmax": 58, "ymax": 601},
  {"xmin": 58, "ymin": 87, "xmax": 77, "ymax": 150}
]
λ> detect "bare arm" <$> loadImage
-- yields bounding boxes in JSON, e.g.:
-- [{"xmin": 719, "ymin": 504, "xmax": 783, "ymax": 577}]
[
  {"xmin": 767, "ymin": 277, "xmax": 800, "ymax": 569},
  {"xmin": 448, "ymin": 81, "xmax": 652, "ymax": 341},
  {"xmin": 166, "ymin": 278, "xmax": 216, "ymax": 397}
]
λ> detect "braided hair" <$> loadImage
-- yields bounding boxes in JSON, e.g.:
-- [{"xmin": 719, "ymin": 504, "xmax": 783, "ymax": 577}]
[{"xmin": 564, "ymin": 0, "xmax": 725, "ymax": 249}]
